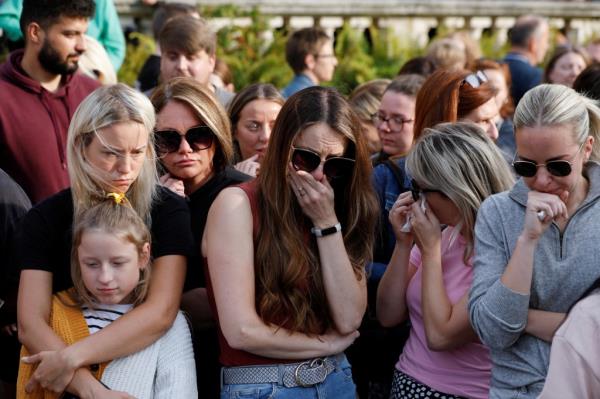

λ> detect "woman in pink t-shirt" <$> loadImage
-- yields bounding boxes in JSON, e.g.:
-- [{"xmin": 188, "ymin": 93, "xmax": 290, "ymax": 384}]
[{"xmin": 377, "ymin": 122, "xmax": 513, "ymax": 399}]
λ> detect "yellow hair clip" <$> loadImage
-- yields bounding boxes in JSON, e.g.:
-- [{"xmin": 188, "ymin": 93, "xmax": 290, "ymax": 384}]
[{"xmin": 106, "ymin": 192, "xmax": 127, "ymax": 205}]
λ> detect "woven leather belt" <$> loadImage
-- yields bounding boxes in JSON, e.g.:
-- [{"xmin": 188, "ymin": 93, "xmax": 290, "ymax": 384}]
[{"xmin": 222, "ymin": 354, "xmax": 343, "ymax": 388}]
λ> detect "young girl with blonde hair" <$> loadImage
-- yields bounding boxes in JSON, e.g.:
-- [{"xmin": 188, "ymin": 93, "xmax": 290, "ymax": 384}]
[{"xmin": 17, "ymin": 197, "xmax": 197, "ymax": 398}]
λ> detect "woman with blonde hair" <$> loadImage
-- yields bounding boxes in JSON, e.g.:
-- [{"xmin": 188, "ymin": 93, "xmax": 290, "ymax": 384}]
[
  {"xmin": 469, "ymin": 84, "xmax": 600, "ymax": 398},
  {"xmin": 78, "ymin": 35, "xmax": 118, "ymax": 85},
  {"xmin": 16, "ymin": 84, "xmax": 194, "ymax": 397},
  {"xmin": 151, "ymin": 77, "xmax": 250, "ymax": 397},
  {"xmin": 204, "ymin": 86, "xmax": 379, "ymax": 397},
  {"xmin": 348, "ymin": 79, "xmax": 391, "ymax": 154},
  {"xmin": 378, "ymin": 122, "xmax": 513, "ymax": 399},
  {"xmin": 425, "ymin": 37, "xmax": 467, "ymax": 72}
]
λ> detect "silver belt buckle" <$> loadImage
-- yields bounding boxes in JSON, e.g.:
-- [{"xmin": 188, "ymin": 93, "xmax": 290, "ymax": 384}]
[{"xmin": 293, "ymin": 358, "xmax": 327, "ymax": 387}]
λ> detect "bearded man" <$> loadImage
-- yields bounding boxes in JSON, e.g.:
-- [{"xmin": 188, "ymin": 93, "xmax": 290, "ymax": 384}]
[{"xmin": 0, "ymin": 0, "xmax": 100, "ymax": 204}]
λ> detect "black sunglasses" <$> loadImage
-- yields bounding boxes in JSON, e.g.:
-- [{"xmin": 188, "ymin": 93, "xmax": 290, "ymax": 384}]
[
  {"xmin": 512, "ymin": 143, "xmax": 584, "ymax": 178},
  {"xmin": 462, "ymin": 70, "xmax": 488, "ymax": 88},
  {"xmin": 291, "ymin": 147, "xmax": 355, "ymax": 179},
  {"xmin": 154, "ymin": 125, "xmax": 214, "ymax": 154},
  {"xmin": 410, "ymin": 179, "xmax": 443, "ymax": 201}
]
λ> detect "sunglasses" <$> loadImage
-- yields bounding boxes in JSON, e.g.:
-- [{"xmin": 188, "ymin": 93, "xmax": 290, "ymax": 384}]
[
  {"xmin": 410, "ymin": 179, "xmax": 443, "ymax": 201},
  {"xmin": 462, "ymin": 70, "xmax": 488, "ymax": 88},
  {"xmin": 291, "ymin": 147, "xmax": 355, "ymax": 179},
  {"xmin": 154, "ymin": 125, "xmax": 214, "ymax": 154},
  {"xmin": 512, "ymin": 143, "xmax": 585, "ymax": 178}
]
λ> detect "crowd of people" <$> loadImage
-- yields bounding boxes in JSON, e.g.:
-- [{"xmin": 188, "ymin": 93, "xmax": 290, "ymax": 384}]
[{"xmin": 2, "ymin": 1, "xmax": 600, "ymax": 398}]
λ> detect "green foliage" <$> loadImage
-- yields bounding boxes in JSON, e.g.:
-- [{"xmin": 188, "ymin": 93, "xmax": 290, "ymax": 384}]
[
  {"xmin": 480, "ymin": 30, "xmax": 510, "ymax": 60},
  {"xmin": 117, "ymin": 31, "xmax": 155, "ymax": 87},
  {"xmin": 210, "ymin": 6, "xmax": 292, "ymax": 90},
  {"xmin": 116, "ymin": 5, "xmax": 524, "ymax": 93},
  {"xmin": 330, "ymin": 23, "xmax": 425, "ymax": 94},
  {"xmin": 329, "ymin": 22, "xmax": 375, "ymax": 94}
]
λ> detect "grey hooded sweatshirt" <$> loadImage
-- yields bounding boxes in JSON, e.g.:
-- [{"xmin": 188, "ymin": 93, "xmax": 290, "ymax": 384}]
[{"xmin": 469, "ymin": 162, "xmax": 600, "ymax": 399}]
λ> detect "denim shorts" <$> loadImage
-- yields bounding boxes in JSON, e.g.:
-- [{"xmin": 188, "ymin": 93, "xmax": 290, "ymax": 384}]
[{"xmin": 220, "ymin": 355, "xmax": 356, "ymax": 399}]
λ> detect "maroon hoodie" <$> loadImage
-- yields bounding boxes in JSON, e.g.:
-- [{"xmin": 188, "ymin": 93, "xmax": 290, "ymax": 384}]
[{"xmin": 0, "ymin": 50, "xmax": 100, "ymax": 204}]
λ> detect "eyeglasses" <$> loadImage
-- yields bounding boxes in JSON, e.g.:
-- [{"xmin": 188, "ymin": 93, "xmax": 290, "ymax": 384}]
[
  {"xmin": 315, "ymin": 53, "xmax": 336, "ymax": 59},
  {"xmin": 512, "ymin": 143, "xmax": 585, "ymax": 178},
  {"xmin": 462, "ymin": 70, "xmax": 488, "ymax": 88},
  {"xmin": 371, "ymin": 113, "xmax": 414, "ymax": 131},
  {"xmin": 291, "ymin": 147, "xmax": 355, "ymax": 179},
  {"xmin": 410, "ymin": 179, "xmax": 443, "ymax": 201},
  {"xmin": 154, "ymin": 125, "xmax": 214, "ymax": 154}
]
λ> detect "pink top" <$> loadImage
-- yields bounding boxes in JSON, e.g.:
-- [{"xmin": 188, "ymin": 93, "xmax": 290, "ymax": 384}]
[{"xmin": 396, "ymin": 226, "xmax": 491, "ymax": 399}]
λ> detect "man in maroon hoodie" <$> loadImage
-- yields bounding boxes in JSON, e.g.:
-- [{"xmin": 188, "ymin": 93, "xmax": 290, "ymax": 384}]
[{"xmin": 0, "ymin": 0, "xmax": 100, "ymax": 204}]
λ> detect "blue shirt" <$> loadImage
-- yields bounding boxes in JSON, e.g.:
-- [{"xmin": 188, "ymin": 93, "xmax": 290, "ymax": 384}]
[
  {"xmin": 281, "ymin": 73, "xmax": 315, "ymax": 99},
  {"xmin": 503, "ymin": 52, "xmax": 542, "ymax": 106},
  {"xmin": 369, "ymin": 158, "xmax": 411, "ymax": 280}
]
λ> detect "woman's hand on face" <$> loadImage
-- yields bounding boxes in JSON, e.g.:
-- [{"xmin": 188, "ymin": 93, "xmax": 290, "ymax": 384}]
[
  {"xmin": 234, "ymin": 154, "xmax": 261, "ymax": 177},
  {"xmin": 289, "ymin": 168, "xmax": 338, "ymax": 228},
  {"xmin": 409, "ymin": 197, "xmax": 442, "ymax": 254},
  {"xmin": 22, "ymin": 350, "xmax": 77, "ymax": 394},
  {"xmin": 389, "ymin": 192, "xmax": 415, "ymax": 246},
  {"xmin": 159, "ymin": 173, "xmax": 185, "ymax": 198},
  {"xmin": 523, "ymin": 190, "xmax": 569, "ymax": 240},
  {"xmin": 321, "ymin": 329, "xmax": 360, "ymax": 355}
]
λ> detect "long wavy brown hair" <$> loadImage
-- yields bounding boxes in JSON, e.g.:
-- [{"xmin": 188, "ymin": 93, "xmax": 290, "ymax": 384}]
[{"xmin": 255, "ymin": 86, "xmax": 378, "ymax": 334}]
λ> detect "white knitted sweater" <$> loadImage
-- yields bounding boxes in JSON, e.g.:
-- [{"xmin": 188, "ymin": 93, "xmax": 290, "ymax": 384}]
[{"xmin": 100, "ymin": 312, "xmax": 198, "ymax": 398}]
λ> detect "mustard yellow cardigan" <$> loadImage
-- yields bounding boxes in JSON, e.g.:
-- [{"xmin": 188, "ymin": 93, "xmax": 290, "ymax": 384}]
[{"xmin": 16, "ymin": 290, "xmax": 108, "ymax": 399}]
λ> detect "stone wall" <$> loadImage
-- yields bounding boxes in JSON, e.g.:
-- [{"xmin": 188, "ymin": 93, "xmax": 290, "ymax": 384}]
[{"xmin": 115, "ymin": 0, "xmax": 600, "ymax": 45}]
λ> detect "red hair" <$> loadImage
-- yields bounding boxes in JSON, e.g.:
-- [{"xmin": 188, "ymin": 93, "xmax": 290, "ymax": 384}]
[{"xmin": 414, "ymin": 69, "xmax": 497, "ymax": 140}]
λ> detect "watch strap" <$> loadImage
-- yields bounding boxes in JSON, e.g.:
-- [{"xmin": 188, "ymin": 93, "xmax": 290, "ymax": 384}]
[{"xmin": 311, "ymin": 223, "xmax": 342, "ymax": 237}]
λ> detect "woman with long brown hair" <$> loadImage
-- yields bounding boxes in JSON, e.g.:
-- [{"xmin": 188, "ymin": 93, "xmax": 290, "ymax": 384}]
[
  {"xmin": 228, "ymin": 83, "xmax": 284, "ymax": 177},
  {"xmin": 203, "ymin": 86, "xmax": 378, "ymax": 398}
]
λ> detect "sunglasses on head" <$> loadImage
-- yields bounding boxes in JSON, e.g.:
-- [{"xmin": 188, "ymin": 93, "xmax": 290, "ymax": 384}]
[
  {"xmin": 154, "ymin": 125, "xmax": 214, "ymax": 154},
  {"xmin": 462, "ymin": 70, "xmax": 488, "ymax": 89},
  {"xmin": 291, "ymin": 147, "xmax": 355, "ymax": 179},
  {"xmin": 410, "ymin": 179, "xmax": 443, "ymax": 201},
  {"xmin": 512, "ymin": 142, "xmax": 585, "ymax": 178}
]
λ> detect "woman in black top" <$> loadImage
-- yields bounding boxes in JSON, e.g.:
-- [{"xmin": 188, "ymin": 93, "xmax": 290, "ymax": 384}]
[
  {"xmin": 17, "ymin": 84, "xmax": 194, "ymax": 397},
  {"xmin": 151, "ymin": 77, "xmax": 250, "ymax": 397}
]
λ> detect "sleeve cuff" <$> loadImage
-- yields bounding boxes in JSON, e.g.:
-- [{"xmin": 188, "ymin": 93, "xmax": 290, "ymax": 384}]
[{"xmin": 481, "ymin": 280, "xmax": 530, "ymax": 327}]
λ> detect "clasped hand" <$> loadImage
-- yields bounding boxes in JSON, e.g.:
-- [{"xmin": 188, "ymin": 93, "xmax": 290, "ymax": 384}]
[
  {"xmin": 523, "ymin": 190, "xmax": 569, "ymax": 240},
  {"xmin": 22, "ymin": 348, "xmax": 77, "ymax": 394}
]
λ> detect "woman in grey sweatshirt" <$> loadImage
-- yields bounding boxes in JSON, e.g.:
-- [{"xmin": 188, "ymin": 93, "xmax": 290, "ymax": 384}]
[{"xmin": 469, "ymin": 84, "xmax": 600, "ymax": 399}]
